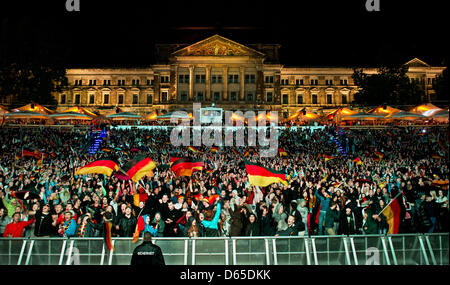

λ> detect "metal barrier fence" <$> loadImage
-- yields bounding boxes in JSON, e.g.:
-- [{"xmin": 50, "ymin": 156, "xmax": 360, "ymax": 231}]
[{"xmin": 0, "ymin": 233, "xmax": 448, "ymax": 265}]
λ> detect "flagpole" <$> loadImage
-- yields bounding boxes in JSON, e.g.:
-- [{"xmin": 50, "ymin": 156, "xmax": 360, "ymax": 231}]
[{"xmin": 377, "ymin": 190, "xmax": 403, "ymax": 216}]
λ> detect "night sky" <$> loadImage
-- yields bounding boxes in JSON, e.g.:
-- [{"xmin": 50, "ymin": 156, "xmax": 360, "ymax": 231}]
[{"xmin": 0, "ymin": 0, "xmax": 448, "ymax": 68}]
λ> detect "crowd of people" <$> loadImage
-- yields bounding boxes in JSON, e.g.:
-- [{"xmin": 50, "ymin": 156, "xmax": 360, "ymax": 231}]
[{"xmin": 0, "ymin": 124, "xmax": 448, "ymax": 240}]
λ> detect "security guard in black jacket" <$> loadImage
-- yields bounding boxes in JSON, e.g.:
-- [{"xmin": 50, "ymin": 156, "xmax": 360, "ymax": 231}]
[{"xmin": 130, "ymin": 232, "xmax": 166, "ymax": 265}]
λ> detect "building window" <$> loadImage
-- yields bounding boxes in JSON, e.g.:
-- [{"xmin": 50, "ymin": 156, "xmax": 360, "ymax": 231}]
[
  {"xmin": 217, "ymin": 75, "xmax": 222, "ymax": 83},
  {"xmin": 265, "ymin": 76, "xmax": 274, "ymax": 83},
  {"xmin": 161, "ymin": 92, "xmax": 168, "ymax": 103},
  {"xmin": 195, "ymin": 75, "xmax": 206, "ymax": 84},
  {"xmin": 312, "ymin": 94, "xmax": 318, "ymax": 104},
  {"xmin": 147, "ymin": 79, "xmax": 153, "ymax": 86},
  {"xmin": 245, "ymin": 74, "xmax": 255, "ymax": 84},
  {"xmin": 342, "ymin": 94, "xmax": 347, "ymax": 104},
  {"xmin": 326, "ymin": 79, "xmax": 333, "ymax": 85},
  {"xmin": 230, "ymin": 92, "xmax": 237, "ymax": 101},
  {"xmin": 89, "ymin": 79, "xmax": 96, "ymax": 86},
  {"xmin": 266, "ymin": 92, "xmax": 273, "ymax": 102},
  {"xmin": 132, "ymin": 79, "xmax": 140, "ymax": 86},
  {"xmin": 179, "ymin": 75, "xmax": 189, "ymax": 84},
  {"xmin": 89, "ymin": 94, "xmax": 95, "ymax": 104},
  {"xmin": 60, "ymin": 94, "xmax": 66, "ymax": 104},
  {"xmin": 310, "ymin": 79, "xmax": 318, "ymax": 85},
  {"xmin": 118, "ymin": 94, "xmax": 124, "ymax": 105},
  {"xmin": 228, "ymin": 74, "xmax": 238, "ymax": 83},
  {"xmin": 247, "ymin": 93, "xmax": 253, "ymax": 102},
  {"xmin": 340, "ymin": 79, "xmax": 348, "ymax": 85},
  {"xmin": 282, "ymin": 94, "xmax": 289, "ymax": 104},
  {"xmin": 281, "ymin": 79, "xmax": 289, "ymax": 85},
  {"xmin": 118, "ymin": 79, "xmax": 125, "ymax": 86},
  {"xmin": 104, "ymin": 94, "xmax": 110, "ymax": 104},
  {"xmin": 133, "ymin": 94, "xmax": 138, "ymax": 105},
  {"xmin": 297, "ymin": 94, "xmax": 303, "ymax": 104},
  {"xmin": 103, "ymin": 80, "xmax": 111, "ymax": 86},
  {"xmin": 213, "ymin": 92, "xmax": 220, "ymax": 101},
  {"xmin": 160, "ymin": 76, "xmax": 169, "ymax": 83},
  {"xmin": 147, "ymin": 94, "xmax": 153, "ymax": 104},
  {"xmin": 197, "ymin": 92, "xmax": 204, "ymax": 101},
  {"xmin": 327, "ymin": 94, "xmax": 333, "ymax": 104},
  {"xmin": 180, "ymin": 92, "xmax": 188, "ymax": 102},
  {"xmin": 75, "ymin": 94, "xmax": 81, "ymax": 105},
  {"xmin": 211, "ymin": 75, "xmax": 216, "ymax": 83},
  {"xmin": 296, "ymin": 79, "xmax": 304, "ymax": 85}
]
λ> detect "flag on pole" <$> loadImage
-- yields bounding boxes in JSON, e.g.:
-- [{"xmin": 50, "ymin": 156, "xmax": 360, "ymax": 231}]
[
  {"xmin": 75, "ymin": 159, "xmax": 120, "ymax": 176},
  {"xmin": 171, "ymin": 158, "xmax": 204, "ymax": 177},
  {"xmin": 278, "ymin": 147, "xmax": 288, "ymax": 157},
  {"xmin": 121, "ymin": 155, "xmax": 156, "ymax": 183},
  {"xmin": 244, "ymin": 160, "xmax": 288, "ymax": 187},
  {"xmin": 324, "ymin": 155, "xmax": 335, "ymax": 162},
  {"xmin": 188, "ymin": 146, "xmax": 199, "ymax": 153},
  {"xmin": 379, "ymin": 192, "xmax": 402, "ymax": 234},
  {"xmin": 353, "ymin": 157, "xmax": 363, "ymax": 165}
]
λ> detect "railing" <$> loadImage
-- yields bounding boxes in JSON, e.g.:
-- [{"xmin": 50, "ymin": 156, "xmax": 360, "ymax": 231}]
[{"xmin": 0, "ymin": 233, "xmax": 448, "ymax": 265}]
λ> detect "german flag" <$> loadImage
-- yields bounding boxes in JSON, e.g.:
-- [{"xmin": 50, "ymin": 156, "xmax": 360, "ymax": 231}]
[
  {"xmin": 171, "ymin": 158, "xmax": 203, "ymax": 176},
  {"xmin": 353, "ymin": 157, "xmax": 363, "ymax": 165},
  {"xmin": 33, "ymin": 150, "xmax": 47, "ymax": 159},
  {"xmin": 210, "ymin": 146, "xmax": 218, "ymax": 153},
  {"xmin": 22, "ymin": 148, "xmax": 36, "ymax": 158},
  {"xmin": 15, "ymin": 154, "xmax": 21, "ymax": 160},
  {"xmin": 278, "ymin": 147, "xmax": 288, "ymax": 157},
  {"xmin": 232, "ymin": 148, "xmax": 240, "ymax": 156},
  {"xmin": 188, "ymin": 146, "xmax": 198, "ymax": 153},
  {"xmin": 100, "ymin": 147, "xmax": 112, "ymax": 152},
  {"xmin": 170, "ymin": 157, "xmax": 181, "ymax": 166},
  {"xmin": 105, "ymin": 221, "xmax": 115, "ymax": 251},
  {"xmin": 205, "ymin": 194, "xmax": 220, "ymax": 205},
  {"xmin": 243, "ymin": 149, "xmax": 250, "ymax": 158},
  {"xmin": 133, "ymin": 185, "xmax": 150, "ymax": 207},
  {"xmin": 374, "ymin": 151, "xmax": 384, "ymax": 159},
  {"xmin": 75, "ymin": 159, "xmax": 119, "ymax": 176},
  {"xmin": 431, "ymin": 154, "xmax": 443, "ymax": 159},
  {"xmin": 244, "ymin": 160, "xmax": 288, "ymax": 187},
  {"xmin": 132, "ymin": 215, "xmax": 146, "ymax": 243},
  {"xmin": 324, "ymin": 155, "xmax": 335, "ymax": 162},
  {"xmin": 121, "ymin": 155, "xmax": 157, "ymax": 183},
  {"xmin": 379, "ymin": 192, "xmax": 402, "ymax": 234}
]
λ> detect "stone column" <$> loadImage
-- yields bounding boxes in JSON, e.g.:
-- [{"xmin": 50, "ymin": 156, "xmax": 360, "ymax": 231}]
[
  {"xmin": 206, "ymin": 65, "xmax": 211, "ymax": 101},
  {"xmin": 239, "ymin": 67, "xmax": 245, "ymax": 101},
  {"xmin": 222, "ymin": 66, "xmax": 228, "ymax": 101},
  {"xmin": 189, "ymin": 66, "xmax": 194, "ymax": 101}
]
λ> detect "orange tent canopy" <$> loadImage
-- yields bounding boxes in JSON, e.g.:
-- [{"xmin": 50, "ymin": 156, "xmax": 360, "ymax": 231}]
[
  {"xmin": 0, "ymin": 105, "xmax": 9, "ymax": 115},
  {"xmin": 368, "ymin": 105, "xmax": 402, "ymax": 117},
  {"xmin": 59, "ymin": 106, "xmax": 97, "ymax": 117},
  {"xmin": 409, "ymin": 103, "xmax": 443, "ymax": 117},
  {"xmin": 285, "ymin": 109, "xmax": 320, "ymax": 122},
  {"xmin": 12, "ymin": 103, "xmax": 54, "ymax": 115}
]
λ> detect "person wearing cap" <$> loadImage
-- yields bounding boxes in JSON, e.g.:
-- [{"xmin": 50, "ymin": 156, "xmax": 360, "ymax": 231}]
[
  {"xmin": 58, "ymin": 210, "xmax": 77, "ymax": 237},
  {"xmin": 130, "ymin": 232, "xmax": 165, "ymax": 265}
]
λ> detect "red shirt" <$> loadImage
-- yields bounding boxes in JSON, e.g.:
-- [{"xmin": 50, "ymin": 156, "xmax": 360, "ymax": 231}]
[{"xmin": 3, "ymin": 218, "xmax": 35, "ymax": 237}]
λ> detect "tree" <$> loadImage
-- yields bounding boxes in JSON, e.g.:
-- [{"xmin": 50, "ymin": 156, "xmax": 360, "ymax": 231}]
[
  {"xmin": 432, "ymin": 67, "xmax": 449, "ymax": 103},
  {"xmin": 0, "ymin": 61, "xmax": 67, "ymax": 106},
  {"xmin": 352, "ymin": 65, "xmax": 425, "ymax": 106}
]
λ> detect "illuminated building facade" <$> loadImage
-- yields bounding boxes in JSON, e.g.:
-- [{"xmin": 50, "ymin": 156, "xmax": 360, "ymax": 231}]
[{"xmin": 56, "ymin": 35, "xmax": 446, "ymax": 117}]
